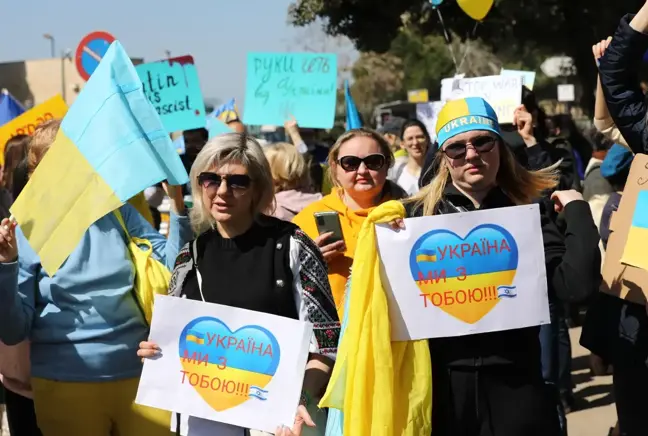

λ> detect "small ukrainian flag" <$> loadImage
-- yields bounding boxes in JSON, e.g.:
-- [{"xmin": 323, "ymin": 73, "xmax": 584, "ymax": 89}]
[
  {"xmin": 415, "ymin": 249, "xmax": 437, "ymax": 263},
  {"xmin": 186, "ymin": 329, "xmax": 205, "ymax": 345}
]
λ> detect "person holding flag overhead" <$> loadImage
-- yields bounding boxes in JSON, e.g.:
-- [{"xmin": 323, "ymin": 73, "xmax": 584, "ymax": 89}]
[{"xmin": 0, "ymin": 41, "xmax": 193, "ymax": 436}]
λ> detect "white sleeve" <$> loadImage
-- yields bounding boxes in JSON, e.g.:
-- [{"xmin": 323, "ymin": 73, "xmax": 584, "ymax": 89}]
[{"xmin": 289, "ymin": 233, "xmax": 341, "ymax": 360}]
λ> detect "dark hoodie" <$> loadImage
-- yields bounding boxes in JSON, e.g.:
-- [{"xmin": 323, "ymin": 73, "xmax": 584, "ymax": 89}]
[{"xmin": 406, "ymin": 184, "xmax": 601, "ymax": 368}]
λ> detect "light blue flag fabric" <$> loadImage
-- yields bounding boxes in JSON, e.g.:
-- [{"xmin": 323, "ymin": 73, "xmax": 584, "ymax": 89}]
[
  {"xmin": 345, "ymin": 80, "xmax": 362, "ymax": 131},
  {"xmin": 0, "ymin": 90, "xmax": 25, "ymax": 126},
  {"xmin": 206, "ymin": 113, "xmax": 234, "ymax": 139},
  {"xmin": 61, "ymin": 41, "xmax": 189, "ymax": 202}
]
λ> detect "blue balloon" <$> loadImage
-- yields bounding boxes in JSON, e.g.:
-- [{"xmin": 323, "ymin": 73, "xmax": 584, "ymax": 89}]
[
  {"xmin": 430, "ymin": 0, "xmax": 444, "ymax": 6},
  {"xmin": 643, "ymin": 49, "xmax": 648, "ymax": 63}
]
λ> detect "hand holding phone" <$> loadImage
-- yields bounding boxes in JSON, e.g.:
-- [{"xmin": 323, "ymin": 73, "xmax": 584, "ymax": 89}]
[{"xmin": 314, "ymin": 212, "xmax": 346, "ymax": 262}]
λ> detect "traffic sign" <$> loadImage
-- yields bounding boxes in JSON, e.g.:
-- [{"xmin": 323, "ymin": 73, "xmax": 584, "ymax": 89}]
[{"xmin": 75, "ymin": 31, "xmax": 116, "ymax": 81}]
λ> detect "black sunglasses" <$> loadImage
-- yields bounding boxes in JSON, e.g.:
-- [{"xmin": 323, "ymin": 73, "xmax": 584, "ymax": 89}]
[
  {"xmin": 197, "ymin": 172, "xmax": 252, "ymax": 190},
  {"xmin": 338, "ymin": 154, "xmax": 386, "ymax": 172},
  {"xmin": 442, "ymin": 136, "xmax": 498, "ymax": 160}
]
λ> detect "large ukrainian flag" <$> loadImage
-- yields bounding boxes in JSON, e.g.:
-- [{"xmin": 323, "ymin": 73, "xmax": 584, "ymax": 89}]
[{"xmin": 10, "ymin": 41, "xmax": 189, "ymax": 277}]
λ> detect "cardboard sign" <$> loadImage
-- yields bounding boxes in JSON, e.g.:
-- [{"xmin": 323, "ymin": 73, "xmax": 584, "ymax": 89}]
[
  {"xmin": 136, "ymin": 295, "xmax": 312, "ymax": 433},
  {"xmin": 416, "ymin": 101, "xmax": 444, "ymax": 142},
  {"xmin": 243, "ymin": 53, "xmax": 337, "ymax": 129},
  {"xmin": 0, "ymin": 95, "xmax": 68, "ymax": 163},
  {"xmin": 136, "ymin": 56, "xmax": 206, "ymax": 133},
  {"xmin": 376, "ymin": 204, "xmax": 550, "ymax": 340},
  {"xmin": 601, "ymin": 154, "xmax": 648, "ymax": 304},
  {"xmin": 440, "ymin": 75, "xmax": 522, "ymax": 124}
]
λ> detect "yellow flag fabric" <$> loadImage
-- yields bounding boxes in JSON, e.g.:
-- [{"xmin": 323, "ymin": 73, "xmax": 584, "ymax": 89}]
[
  {"xmin": 113, "ymin": 209, "xmax": 171, "ymax": 324},
  {"xmin": 319, "ymin": 200, "xmax": 432, "ymax": 436},
  {"xmin": 11, "ymin": 130, "xmax": 122, "ymax": 276}
]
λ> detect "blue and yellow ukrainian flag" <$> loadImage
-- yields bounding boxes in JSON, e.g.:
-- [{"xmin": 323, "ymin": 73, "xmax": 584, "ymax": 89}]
[
  {"xmin": 185, "ymin": 329, "xmax": 205, "ymax": 345},
  {"xmin": 10, "ymin": 41, "xmax": 189, "ymax": 276},
  {"xmin": 415, "ymin": 248, "xmax": 437, "ymax": 263},
  {"xmin": 621, "ymin": 190, "xmax": 648, "ymax": 271}
]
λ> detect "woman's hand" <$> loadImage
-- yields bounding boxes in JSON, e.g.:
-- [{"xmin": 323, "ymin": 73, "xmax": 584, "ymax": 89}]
[
  {"xmin": 592, "ymin": 37, "xmax": 612, "ymax": 64},
  {"xmin": 551, "ymin": 190, "xmax": 584, "ymax": 213},
  {"xmin": 275, "ymin": 405, "xmax": 316, "ymax": 436},
  {"xmin": 162, "ymin": 182, "xmax": 186, "ymax": 215},
  {"xmin": 387, "ymin": 218, "xmax": 405, "ymax": 231},
  {"xmin": 0, "ymin": 218, "xmax": 18, "ymax": 263},
  {"xmin": 137, "ymin": 341, "xmax": 160, "ymax": 362},
  {"xmin": 314, "ymin": 232, "xmax": 345, "ymax": 263},
  {"xmin": 513, "ymin": 105, "xmax": 536, "ymax": 147}
]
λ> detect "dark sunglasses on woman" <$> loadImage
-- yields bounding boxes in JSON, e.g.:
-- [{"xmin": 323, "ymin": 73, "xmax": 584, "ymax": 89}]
[
  {"xmin": 338, "ymin": 154, "xmax": 386, "ymax": 172},
  {"xmin": 442, "ymin": 135, "xmax": 498, "ymax": 160},
  {"xmin": 198, "ymin": 172, "xmax": 252, "ymax": 190}
]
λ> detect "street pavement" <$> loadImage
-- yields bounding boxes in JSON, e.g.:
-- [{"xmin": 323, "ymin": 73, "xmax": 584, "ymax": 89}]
[{"xmin": 567, "ymin": 327, "xmax": 616, "ymax": 436}]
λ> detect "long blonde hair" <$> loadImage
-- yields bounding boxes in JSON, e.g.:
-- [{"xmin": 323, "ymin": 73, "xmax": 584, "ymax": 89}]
[{"xmin": 406, "ymin": 141, "xmax": 560, "ymax": 215}]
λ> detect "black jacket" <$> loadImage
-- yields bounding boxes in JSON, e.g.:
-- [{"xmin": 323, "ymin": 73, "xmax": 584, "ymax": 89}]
[
  {"xmin": 406, "ymin": 184, "xmax": 601, "ymax": 367},
  {"xmin": 525, "ymin": 141, "xmax": 579, "ymax": 192},
  {"xmin": 600, "ymin": 13, "xmax": 648, "ymax": 154}
]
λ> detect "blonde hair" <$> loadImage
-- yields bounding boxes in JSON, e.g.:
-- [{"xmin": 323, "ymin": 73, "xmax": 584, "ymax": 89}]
[
  {"xmin": 189, "ymin": 133, "xmax": 275, "ymax": 234},
  {"xmin": 406, "ymin": 141, "xmax": 560, "ymax": 215},
  {"xmin": 328, "ymin": 128, "xmax": 394, "ymax": 188},
  {"xmin": 264, "ymin": 142, "xmax": 310, "ymax": 192},
  {"xmin": 27, "ymin": 119, "xmax": 61, "ymax": 176}
]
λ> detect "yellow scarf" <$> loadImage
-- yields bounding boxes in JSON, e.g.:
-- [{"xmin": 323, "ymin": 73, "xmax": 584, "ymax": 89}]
[{"xmin": 319, "ymin": 200, "xmax": 432, "ymax": 435}]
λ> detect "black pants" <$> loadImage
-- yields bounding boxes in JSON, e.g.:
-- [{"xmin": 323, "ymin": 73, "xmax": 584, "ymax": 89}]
[
  {"xmin": 432, "ymin": 364, "xmax": 562, "ymax": 436},
  {"xmin": 5, "ymin": 387, "xmax": 41, "ymax": 436},
  {"xmin": 614, "ymin": 360, "xmax": 648, "ymax": 436}
]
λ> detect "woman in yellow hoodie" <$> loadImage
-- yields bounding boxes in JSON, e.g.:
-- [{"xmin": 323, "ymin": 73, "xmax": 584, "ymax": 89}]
[{"xmin": 293, "ymin": 128, "xmax": 407, "ymax": 316}]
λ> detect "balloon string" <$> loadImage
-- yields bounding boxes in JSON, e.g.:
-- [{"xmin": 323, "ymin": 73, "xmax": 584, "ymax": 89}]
[
  {"xmin": 435, "ymin": 8, "xmax": 459, "ymax": 72},
  {"xmin": 457, "ymin": 21, "xmax": 480, "ymax": 74}
]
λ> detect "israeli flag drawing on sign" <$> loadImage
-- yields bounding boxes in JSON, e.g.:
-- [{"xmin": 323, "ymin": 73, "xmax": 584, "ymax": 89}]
[
  {"xmin": 497, "ymin": 285, "xmax": 518, "ymax": 298},
  {"xmin": 249, "ymin": 386, "xmax": 268, "ymax": 401}
]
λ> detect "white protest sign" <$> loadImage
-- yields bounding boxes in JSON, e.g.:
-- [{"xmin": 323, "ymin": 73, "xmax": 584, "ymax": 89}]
[
  {"xmin": 416, "ymin": 101, "xmax": 444, "ymax": 142},
  {"xmin": 440, "ymin": 75, "xmax": 522, "ymax": 124},
  {"xmin": 136, "ymin": 295, "xmax": 312, "ymax": 433},
  {"xmin": 500, "ymin": 68, "xmax": 536, "ymax": 90},
  {"xmin": 557, "ymin": 84, "xmax": 575, "ymax": 102},
  {"xmin": 376, "ymin": 204, "xmax": 550, "ymax": 341}
]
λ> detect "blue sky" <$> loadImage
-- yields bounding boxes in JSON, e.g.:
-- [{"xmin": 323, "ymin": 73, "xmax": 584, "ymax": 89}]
[{"xmin": 0, "ymin": 0, "xmax": 354, "ymax": 109}]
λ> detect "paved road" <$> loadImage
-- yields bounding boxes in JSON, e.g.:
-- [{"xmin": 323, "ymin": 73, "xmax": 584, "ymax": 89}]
[{"xmin": 567, "ymin": 327, "xmax": 616, "ymax": 436}]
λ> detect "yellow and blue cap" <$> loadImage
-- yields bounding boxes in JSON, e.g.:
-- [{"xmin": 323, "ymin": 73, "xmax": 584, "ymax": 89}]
[{"xmin": 435, "ymin": 97, "xmax": 501, "ymax": 147}]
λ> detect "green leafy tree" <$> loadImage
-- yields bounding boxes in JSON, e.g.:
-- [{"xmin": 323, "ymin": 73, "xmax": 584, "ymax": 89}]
[{"xmin": 289, "ymin": 0, "xmax": 645, "ymax": 112}]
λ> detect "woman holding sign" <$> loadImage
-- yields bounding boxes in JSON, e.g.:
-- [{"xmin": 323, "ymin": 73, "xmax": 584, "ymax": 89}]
[
  {"xmin": 389, "ymin": 97, "xmax": 601, "ymax": 436},
  {"xmin": 139, "ymin": 133, "xmax": 340, "ymax": 436},
  {"xmin": 0, "ymin": 120, "xmax": 193, "ymax": 436}
]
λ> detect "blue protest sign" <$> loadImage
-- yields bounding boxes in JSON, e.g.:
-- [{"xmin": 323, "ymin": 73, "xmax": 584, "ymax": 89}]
[
  {"xmin": 243, "ymin": 53, "xmax": 337, "ymax": 129},
  {"xmin": 136, "ymin": 55, "xmax": 206, "ymax": 133}
]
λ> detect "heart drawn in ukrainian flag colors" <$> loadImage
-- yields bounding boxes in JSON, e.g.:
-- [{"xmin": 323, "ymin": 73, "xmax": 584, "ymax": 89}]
[
  {"xmin": 178, "ymin": 317, "xmax": 281, "ymax": 412},
  {"xmin": 409, "ymin": 224, "xmax": 519, "ymax": 324}
]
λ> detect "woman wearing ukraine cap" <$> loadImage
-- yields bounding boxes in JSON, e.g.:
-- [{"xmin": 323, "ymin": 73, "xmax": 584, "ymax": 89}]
[{"xmin": 390, "ymin": 97, "xmax": 602, "ymax": 435}]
